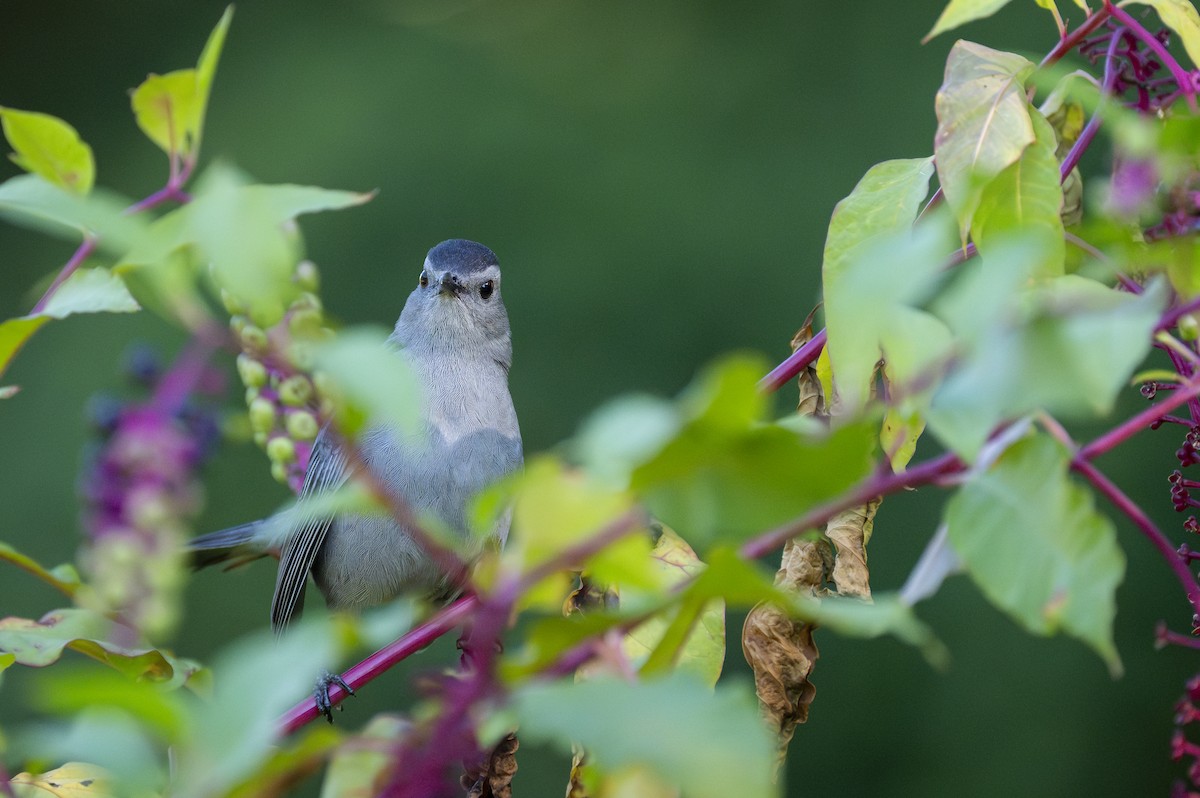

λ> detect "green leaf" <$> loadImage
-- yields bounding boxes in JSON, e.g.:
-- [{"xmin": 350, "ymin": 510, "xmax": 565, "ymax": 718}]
[
  {"xmin": 0, "ymin": 107, "xmax": 95, "ymax": 195},
  {"xmin": 573, "ymin": 394, "xmax": 682, "ymax": 488},
  {"xmin": 33, "ymin": 666, "xmax": 188, "ymax": 741},
  {"xmin": 628, "ymin": 527, "xmax": 725, "ymax": 687},
  {"xmin": 187, "ymin": 170, "xmax": 374, "ymax": 324},
  {"xmin": 0, "ymin": 651, "xmax": 13, "ymax": 689},
  {"xmin": 824, "ymin": 220, "xmax": 956, "ymax": 410},
  {"xmin": 923, "ymin": 0, "xmax": 1016, "ymax": 42},
  {"xmin": 509, "ymin": 456, "xmax": 639, "ymax": 571},
  {"xmin": 944, "ymin": 433, "xmax": 1125, "ymax": 674},
  {"xmin": 632, "ymin": 359, "xmax": 876, "ymax": 546},
  {"xmin": 173, "ymin": 619, "xmax": 337, "ymax": 798},
  {"xmin": 0, "ymin": 268, "xmax": 140, "ymax": 382},
  {"xmin": 312, "ymin": 327, "xmax": 423, "ymax": 438},
  {"xmin": 193, "ymin": 6, "xmax": 234, "ymax": 156},
  {"xmin": 0, "ymin": 608, "xmax": 202, "ymax": 687},
  {"xmin": 692, "ymin": 549, "xmax": 949, "ymax": 666},
  {"xmin": 318, "ymin": 714, "xmax": 404, "ymax": 798},
  {"xmin": 513, "ymin": 674, "xmax": 776, "ymax": 798},
  {"xmin": 131, "ymin": 70, "xmax": 201, "ymax": 158},
  {"xmin": 10, "ymin": 762, "xmax": 116, "ymax": 798},
  {"xmin": 0, "ymin": 174, "xmax": 144, "ymax": 251},
  {"xmin": 227, "ymin": 726, "xmax": 341, "ymax": 798},
  {"xmin": 1123, "ymin": 0, "xmax": 1200, "ymax": 68},
  {"xmin": 821, "ymin": 156, "xmax": 936, "ymax": 296},
  {"xmin": 934, "ymin": 41, "xmax": 1036, "ymax": 239},
  {"xmin": 15, "ymin": 713, "xmax": 161, "ymax": 794},
  {"xmin": 971, "ymin": 108, "xmax": 1065, "ymax": 274},
  {"xmin": 928, "ymin": 274, "xmax": 1167, "ymax": 458},
  {"xmin": 0, "ymin": 541, "xmax": 82, "ymax": 597}
]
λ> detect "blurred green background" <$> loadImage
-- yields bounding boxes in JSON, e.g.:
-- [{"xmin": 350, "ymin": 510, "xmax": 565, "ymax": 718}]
[{"xmin": 0, "ymin": 0, "xmax": 1194, "ymax": 794}]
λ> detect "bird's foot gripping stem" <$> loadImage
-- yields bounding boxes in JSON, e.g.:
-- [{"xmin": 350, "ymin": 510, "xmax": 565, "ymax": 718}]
[{"xmin": 314, "ymin": 670, "xmax": 355, "ymax": 723}]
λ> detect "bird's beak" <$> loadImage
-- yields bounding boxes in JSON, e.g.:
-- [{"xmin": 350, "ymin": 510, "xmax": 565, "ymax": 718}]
[{"xmin": 437, "ymin": 272, "xmax": 462, "ymax": 297}]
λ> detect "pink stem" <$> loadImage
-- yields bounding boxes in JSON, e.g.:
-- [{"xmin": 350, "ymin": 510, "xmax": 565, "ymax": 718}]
[{"xmin": 30, "ymin": 237, "xmax": 97, "ymax": 314}]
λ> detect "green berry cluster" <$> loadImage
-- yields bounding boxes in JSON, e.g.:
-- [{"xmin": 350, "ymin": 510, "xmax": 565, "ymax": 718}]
[{"xmin": 225, "ymin": 260, "xmax": 333, "ymax": 493}]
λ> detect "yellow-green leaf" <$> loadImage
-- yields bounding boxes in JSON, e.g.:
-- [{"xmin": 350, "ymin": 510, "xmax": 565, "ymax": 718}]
[
  {"xmin": 924, "ymin": 0, "xmax": 1017, "ymax": 42},
  {"xmin": 11, "ymin": 762, "xmax": 113, "ymax": 798},
  {"xmin": 0, "ymin": 541, "xmax": 82, "ymax": 596},
  {"xmin": 0, "ymin": 268, "xmax": 139, "ymax": 382},
  {"xmin": 1123, "ymin": 0, "xmax": 1200, "ymax": 68},
  {"xmin": 131, "ymin": 69, "xmax": 201, "ymax": 158},
  {"xmin": 0, "ymin": 108, "xmax": 95, "ymax": 195}
]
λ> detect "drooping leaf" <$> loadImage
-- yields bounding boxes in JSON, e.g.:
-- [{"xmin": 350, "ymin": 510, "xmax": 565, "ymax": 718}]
[
  {"xmin": 944, "ymin": 433, "xmax": 1125, "ymax": 674},
  {"xmin": 224, "ymin": 726, "xmax": 341, "ymax": 798},
  {"xmin": 33, "ymin": 667, "xmax": 188, "ymax": 741},
  {"xmin": 10, "ymin": 762, "xmax": 113, "ymax": 798},
  {"xmin": 971, "ymin": 108, "xmax": 1065, "ymax": 274},
  {"xmin": 928, "ymin": 274, "xmax": 1167, "ymax": 458},
  {"xmin": 934, "ymin": 41, "xmax": 1036, "ymax": 238},
  {"xmin": 1124, "ymin": 0, "xmax": 1200, "ymax": 68},
  {"xmin": 0, "ymin": 108, "xmax": 95, "ymax": 195},
  {"xmin": 923, "ymin": 0, "xmax": 1017, "ymax": 42},
  {"xmin": 0, "ymin": 541, "xmax": 82, "ymax": 597},
  {"xmin": 513, "ymin": 674, "xmax": 776, "ymax": 798},
  {"xmin": 0, "ymin": 174, "xmax": 144, "ymax": 251},
  {"xmin": 0, "ymin": 608, "xmax": 202, "ymax": 687},
  {"xmin": 0, "ymin": 268, "xmax": 140, "ymax": 382}
]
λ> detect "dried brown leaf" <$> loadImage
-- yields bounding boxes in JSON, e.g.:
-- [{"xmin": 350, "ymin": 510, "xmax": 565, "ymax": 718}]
[
  {"xmin": 791, "ymin": 311, "xmax": 827, "ymax": 419},
  {"xmin": 462, "ymin": 733, "xmax": 518, "ymax": 798},
  {"xmin": 825, "ymin": 499, "xmax": 880, "ymax": 600}
]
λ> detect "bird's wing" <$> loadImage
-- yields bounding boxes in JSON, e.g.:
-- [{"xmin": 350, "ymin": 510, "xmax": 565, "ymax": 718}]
[{"xmin": 270, "ymin": 430, "xmax": 349, "ymax": 633}]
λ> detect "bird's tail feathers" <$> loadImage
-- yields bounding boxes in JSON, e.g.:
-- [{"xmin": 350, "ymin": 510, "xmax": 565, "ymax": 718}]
[{"xmin": 188, "ymin": 521, "xmax": 264, "ymax": 570}]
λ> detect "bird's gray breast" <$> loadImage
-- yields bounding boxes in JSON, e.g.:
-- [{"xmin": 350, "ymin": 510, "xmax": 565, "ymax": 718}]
[{"xmin": 313, "ymin": 358, "xmax": 522, "ymax": 610}]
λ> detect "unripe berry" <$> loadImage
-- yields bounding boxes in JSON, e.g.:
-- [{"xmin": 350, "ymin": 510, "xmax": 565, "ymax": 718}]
[
  {"xmin": 288, "ymin": 308, "xmax": 324, "ymax": 338},
  {"xmin": 271, "ymin": 461, "xmax": 290, "ymax": 484},
  {"xmin": 288, "ymin": 341, "xmax": 316, "ymax": 371},
  {"xmin": 253, "ymin": 430, "xmax": 268, "ymax": 447},
  {"xmin": 250, "ymin": 298, "xmax": 285, "ymax": 329},
  {"xmin": 1181, "ymin": 314, "xmax": 1199, "ymax": 342},
  {"xmin": 229, "ymin": 315, "xmax": 249, "ymax": 336},
  {"xmin": 236, "ymin": 354, "xmax": 268, "ymax": 388},
  {"xmin": 279, "ymin": 374, "xmax": 315, "ymax": 407},
  {"xmin": 239, "ymin": 324, "xmax": 268, "ymax": 353},
  {"xmin": 267, "ymin": 435, "xmax": 296, "ymax": 463},
  {"xmin": 249, "ymin": 397, "xmax": 277, "ymax": 433},
  {"xmin": 286, "ymin": 409, "xmax": 319, "ymax": 440}
]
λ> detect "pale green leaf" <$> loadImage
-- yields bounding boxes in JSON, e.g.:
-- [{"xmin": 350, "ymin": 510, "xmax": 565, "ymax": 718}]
[
  {"xmin": 187, "ymin": 171, "xmax": 373, "ymax": 324},
  {"xmin": 934, "ymin": 41, "xmax": 1036, "ymax": 238},
  {"xmin": 945, "ymin": 433, "xmax": 1124, "ymax": 674},
  {"xmin": 822, "ymin": 157, "xmax": 936, "ymax": 291},
  {"xmin": 924, "ymin": 0, "xmax": 1017, "ymax": 42},
  {"xmin": 0, "ymin": 107, "xmax": 95, "ymax": 195},
  {"xmin": 227, "ymin": 727, "xmax": 341, "ymax": 798},
  {"xmin": 971, "ymin": 108, "xmax": 1065, "ymax": 274},
  {"xmin": 312, "ymin": 327, "xmax": 423, "ymax": 438},
  {"xmin": 513, "ymin": 674, "xmax": 776, "ymax": 798},
  {"xmin": 928, "ymin": 275, "xmax": 1167, "ymax": 458},
  {"xmin": 572, "ymin": 394, "xmax": 682, "ymax": 488},
  {"xmin": 0, "ymin": 174, "xmax": 144, "ymax": 251},
  {"xmin": 10, "ymin": 762, "xmax": 115, "ymax": 798},
  {"xmin": 1123, "ymin": 0, "xmax": 1200, "ymax": 68},
  {"xmin": 824, "ymin": 221, "xmax": 956, "ymax": 410},
  {"xmin": 173, "ymin": 620, "xmax": 337, "ymax": 798}
]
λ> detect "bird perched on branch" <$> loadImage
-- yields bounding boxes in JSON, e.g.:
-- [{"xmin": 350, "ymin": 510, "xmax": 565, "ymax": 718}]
[{"xmin": 189, "ymin": 239, "xmax": 523, "ymax": 719}]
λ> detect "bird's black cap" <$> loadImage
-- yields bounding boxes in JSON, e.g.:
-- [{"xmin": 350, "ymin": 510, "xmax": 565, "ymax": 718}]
[{"xmin": 426, "ymin": 239, "xmax": 499, "ymax": 276}]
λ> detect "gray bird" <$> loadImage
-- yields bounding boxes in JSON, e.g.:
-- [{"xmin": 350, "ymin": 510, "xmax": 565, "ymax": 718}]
[{"xmin": 189, "ymin": 239, "xmax": 523, "ymax": 717}]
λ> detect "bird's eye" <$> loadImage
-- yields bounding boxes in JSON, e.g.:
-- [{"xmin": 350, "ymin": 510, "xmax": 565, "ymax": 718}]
[
  {"xmin": 419, "ymin": 271, "xmax": 429, "ymax": 288},
  {"xmin": 479, "ymin": 280, "xmax": 494, "ymax": 300}
]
